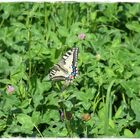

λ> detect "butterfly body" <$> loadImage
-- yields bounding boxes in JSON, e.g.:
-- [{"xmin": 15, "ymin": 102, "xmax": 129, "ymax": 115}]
[{"xmin": 49, "ymin": 48, "xmax": 79, "ymax": 82}]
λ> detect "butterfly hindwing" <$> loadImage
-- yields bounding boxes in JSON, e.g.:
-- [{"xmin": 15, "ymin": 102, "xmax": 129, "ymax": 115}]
[
  {"xmin": 49, "ymin": 48, "xmax": 79, "ymax": 81},
  {"xmin": 49, "ymin": 64, "xmax": 66, "ymax": 81}
]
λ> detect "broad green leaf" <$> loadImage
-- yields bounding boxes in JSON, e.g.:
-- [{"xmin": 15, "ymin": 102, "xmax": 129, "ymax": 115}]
[
  {"xmin": 42, "ymin": 110, "xmax": 60, "ymax": 123},
  {"xmin": 124, "ymin": 129, "xmax": 134, "ymax": 138},
  {"xmin": 17, "ymin": 114, "xmax": 34, "ymax": 131},
  {"xmin": 2, "ymin": 94, "xmax": 20, "ymax": 112},
  {"xmin": 81, "ymin": 101, "xmax": 91, "ymax": 110},
  {"xmin": 32, "ymin": 111, "xmax": 41, "ymax": 125},
  {"xmin": 0, "ymin": 56, "xmax": 9, "ymax": 74},
  {"xmin": 19, "ymin": 99, "xmax": 30, "ymax": 108},
  {"xmin": 126, "ymin": 21, "xmax": 140, "ymax": 33},
  {"xmin": 57, "ymin": 26, "xmax": 68, "ymax": 37},
  {"xmin": 131, "ymin": 99, "xmax": 140, "ymax": 122}
]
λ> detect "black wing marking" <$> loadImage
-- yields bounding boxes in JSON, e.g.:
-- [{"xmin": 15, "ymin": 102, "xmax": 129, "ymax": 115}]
[{"xmin": 72, "ymin": 48, "xmax": 79, "ymax": 66}]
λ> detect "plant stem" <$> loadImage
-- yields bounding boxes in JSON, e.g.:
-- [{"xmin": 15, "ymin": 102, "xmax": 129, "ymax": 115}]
[
  {"xmin": 84, "ymin": 125, "xmax": 88, "ymax": 137},
  {"xmin": 34, "ymin": 124, "xmax": 44, "ymax": 137},
  {"xmin": 104, "ymin": 80, "xmax": 115, "ymax": 135},
  {"xmin": 61, "ymin": 86, "xmax": 72, "ymax": 137},
  {"xmin": 64, "ymin": 109, "xmax": 72, "ymax": 137},
  {"xmin": 26, "ymin": 11, "xmax": 32, "ymax": 91}
]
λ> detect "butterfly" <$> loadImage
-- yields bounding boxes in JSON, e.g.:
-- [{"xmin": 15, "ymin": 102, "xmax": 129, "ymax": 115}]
[{"xmin": 49, "ymin": 48, "xmax": 79, "ymax": 82}]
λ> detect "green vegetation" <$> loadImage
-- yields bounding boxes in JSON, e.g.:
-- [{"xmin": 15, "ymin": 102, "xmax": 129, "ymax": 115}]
[{"xmin": 0, "ymin": 2, "xmax": 140, "ymax": 137}]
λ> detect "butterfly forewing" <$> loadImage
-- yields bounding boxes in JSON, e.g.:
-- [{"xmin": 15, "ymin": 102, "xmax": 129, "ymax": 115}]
[{"xmin": 61, "ymin": 49, "xmax": 75, "ymax": 74}]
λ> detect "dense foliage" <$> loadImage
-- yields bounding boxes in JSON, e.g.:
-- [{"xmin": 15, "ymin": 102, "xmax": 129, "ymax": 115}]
[{"xmin": 0, "ymin": 2, "xmax": 140, "ymax": 137}]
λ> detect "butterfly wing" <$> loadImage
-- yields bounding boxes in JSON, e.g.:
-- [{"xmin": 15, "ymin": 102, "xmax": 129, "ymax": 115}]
[
  {"xmin": 61, "ymin": 48, "xmax": 78, "ymax": 80},
  {"xmin": 49, "ymin": 64, "xmax": 66, "ymax": 81},
  {"xmin": 49, "ymin": 48, "xmax": 79, "ymax": 81}
]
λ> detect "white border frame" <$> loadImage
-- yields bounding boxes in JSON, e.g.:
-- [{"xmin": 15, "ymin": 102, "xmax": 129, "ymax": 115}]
[
  {"xmin": 0, "ymin": 0, "xmax": 140, "ymax": 2},
  {"xmin": 0, "ymin": 0, "xmax": 139, "ymax": 140}
]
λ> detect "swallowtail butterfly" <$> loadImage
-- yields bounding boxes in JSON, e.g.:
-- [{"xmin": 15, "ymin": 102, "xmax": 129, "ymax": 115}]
[{"xmin": 49, "ymin": 48, "xmax": 79, "ymax": 82}]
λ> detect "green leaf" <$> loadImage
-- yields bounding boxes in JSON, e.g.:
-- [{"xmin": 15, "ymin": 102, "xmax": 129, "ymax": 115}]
[
  {"xmin": 76, "ymin": 91, "xmax": 88, "ymax": 101},
  {"xmin": 2, "ymin": 94, "xmax": 20, "ymax": 112},
  {"xmin": 81, "ymin": 101, "xmax": 91, "ymax": 110},
  {"xmin": 42, "ymin": 110, "xmax": 60, "ymax": 123},
  {"xmin": 64, "ymin": 100, "xmax": 73, "ymax": 110},
  {"xmin": 115, "ymin": 106, "xmax": 122, "ymax": 119},
  {"xmin": 135, "ymin": 129, "xmax": 140, "ymax": 138},
  {"xmin": 131, "ymin": 99, "xmax": 140, "ymax": 122},
  {"xmin": 120, "ymin": 79, "xmax": 140, "ymax": 98},
  {"xmin": 17, "ymin": 114, "xmax": 34, "ymax": 131},
  {"xmin": 57, "ymin": 26, "xmax": 68, "ymax": 37},
  {"xmin": 90, "ymin": 12, "xmax": 97, "ymax": 21},
  {"xmin": 109, "ymin": 119, "xmax": 115, "ymax": 129},
  {"xmin": 11, "ymin": 53, "xmax": 22, "ymax": 66},
  {"xmin": 126, "ymin": 21, "xmax": 140, "ymax": 33},
  {"xmin": 0, "ymin": 55, "xmax": 9, "ymax": 74},
  {"xmin": 124, "ymin": 129, "xmax": 134, "ymax": 138},
  {"xmin": 46, "ymin": 93, "xmax": 59, "ymax": 107},
  {"xmin": 0, "ymin": 120, "xmax": 7, "ymax": 132},
  {"xmin": 19, "ymin": 99, "xmax": 30, "ymax": 109},
  {"xmin": 32, "ymin": 111, "xmax": 41, "ymax": 125}
]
